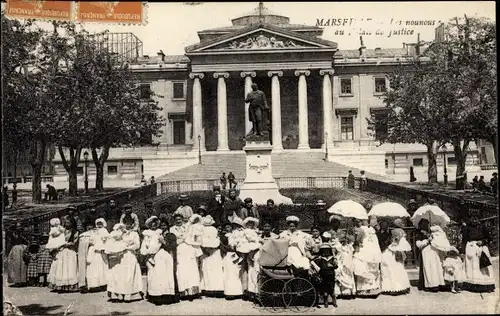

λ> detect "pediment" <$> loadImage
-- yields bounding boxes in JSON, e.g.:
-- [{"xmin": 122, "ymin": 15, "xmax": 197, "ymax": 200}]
[{"xmin": 186, "ymin": 24, "xmax": 337, "ymax": 53}]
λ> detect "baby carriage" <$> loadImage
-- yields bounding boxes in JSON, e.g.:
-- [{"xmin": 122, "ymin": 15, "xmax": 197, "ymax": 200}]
[{"xmin": 257, "ymin": 239, "xmax": 317, "ymax": 309}]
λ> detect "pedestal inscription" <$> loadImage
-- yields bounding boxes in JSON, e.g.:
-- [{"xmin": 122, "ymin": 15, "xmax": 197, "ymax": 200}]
[{"xmin": 238, "ymin": 138, "xmax": 293, "ymax": 205}]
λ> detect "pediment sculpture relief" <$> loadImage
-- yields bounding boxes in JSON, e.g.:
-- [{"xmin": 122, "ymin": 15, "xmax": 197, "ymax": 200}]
[{"xmin": 227, "ymin": 34, "xmax": 303, "ymax": 49}]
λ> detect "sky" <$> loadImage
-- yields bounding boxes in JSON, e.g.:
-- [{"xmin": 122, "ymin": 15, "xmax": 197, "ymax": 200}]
[{"xmin": 6, "ymin": 1, "xmax": 496, "ymax": 56}]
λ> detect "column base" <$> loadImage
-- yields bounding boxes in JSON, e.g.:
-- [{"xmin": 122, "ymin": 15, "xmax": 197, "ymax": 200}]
[
  {"xmin": 297, "ymin": 144, "xmax": 311, "ymax": 150},
  {"xmin": 217, "ymin": 147, "xmax": 230, "ymax": 152},
  {"xmin": 272, "ymin": 145, "xmax": 284, "ymax": 152}
]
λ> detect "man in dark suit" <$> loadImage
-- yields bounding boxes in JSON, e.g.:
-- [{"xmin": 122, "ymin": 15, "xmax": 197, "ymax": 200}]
[
  {"xmin": 208, "ymin": 186, "xmax": 225, "ymax": 227},
  {"xmin": 245, "ymin": 83, "xmax": 269, "ymax": 136}
]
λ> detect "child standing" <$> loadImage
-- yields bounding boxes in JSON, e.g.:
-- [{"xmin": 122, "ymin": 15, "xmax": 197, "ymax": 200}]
[
  {"xmin": 37, "ymin": 234, "xmax": 52, "ymax": 287},
  {"xmin": 442, "ymin": 246, "xmax": 465, "ymax": 293},
  {"xmin": 24, "ymin": 239, "xmax": 40, "ymax": 286},
  {"xmin": 312, "ymin": 244, "xmax": 338, "ymax": 308},
  {"xmin": 310, "ymin": 226, "xmax": 323, "ymax": 255}
]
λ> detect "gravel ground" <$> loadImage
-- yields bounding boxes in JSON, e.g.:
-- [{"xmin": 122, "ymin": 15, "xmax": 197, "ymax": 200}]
[{"xmin": 5, "ymin": 259, "xmax": 499, "ymax": 315}]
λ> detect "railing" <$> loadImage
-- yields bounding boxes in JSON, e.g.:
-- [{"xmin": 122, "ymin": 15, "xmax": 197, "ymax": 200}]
[
  {"xmin": 2, "ymin": 175, "xmax": 54, "ymax": 184},
  {"xmin": 480, "ymin": 164, "xmax": 498, "ymax": 171}
]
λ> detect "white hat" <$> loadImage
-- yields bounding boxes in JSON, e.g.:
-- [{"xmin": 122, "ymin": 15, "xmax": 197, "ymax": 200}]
[
  {"xmin": 231, "ymin": 216, "xmax": 244, "ymax": 227},
  {"xmin": 145, "ymin": 215, "xmax": 159, "ymax": 228},
  {"xmin": 95, "ymin": 218, "xmax": 107, "ymax": 227},
  {"xmin": 322, "ymin": 231, "xmax": 331, "ymax": 239},
  {"xmin": 189, "ymin": 214, "xmax": 202, "ymax": 224},
  {"xmin": 113, "ymin": 223, "xmax": 126, "ymax": 231},
  {"xmin": 243, "ymin": 217, "xmax": 259, "ymax": 228},
  {"xmin": 202, "ymin": 215, "xmax": 215, "ymax": 226},
  {"xmin": 285, "ymin": 215, "xmax": 300, "ymax": 223},
  {"xmin": 50, "ymin": 218, "xmax": 61, "ymax": 226}
]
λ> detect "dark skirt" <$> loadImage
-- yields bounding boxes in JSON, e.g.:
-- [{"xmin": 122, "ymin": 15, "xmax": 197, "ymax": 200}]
[{"xmin": 147, "ymin": 294, "xmax": 180, "ymax": 305}]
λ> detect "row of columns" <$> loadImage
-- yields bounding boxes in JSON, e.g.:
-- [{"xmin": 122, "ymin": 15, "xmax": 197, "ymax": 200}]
[{"xmin": 190, "ymin": 69, "xmax": 335, "ymax": 152}]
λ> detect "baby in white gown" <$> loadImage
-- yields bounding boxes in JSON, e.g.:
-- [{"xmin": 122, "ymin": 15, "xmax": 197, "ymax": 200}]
[
  {"xmin": 104, "ymin": 224, "xmax": 128, "ymax": 255},
  {"xmin": 45, "ymin": 218, "xmax": 66, "ymax": 250},
  {"xmin": 430, "ymin": 225, "xmax": 451, "ymax": 252}
]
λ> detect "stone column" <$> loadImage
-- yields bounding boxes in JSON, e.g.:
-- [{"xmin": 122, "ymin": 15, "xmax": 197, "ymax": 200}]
[
  {"xmin": 268, "ymin": 71, "xmax": 283, "ymax": 151},
  {"xmin": 241, "ymin": 71, "xmax": 256, "ymax": 135},
  {"xmin": 189, "ymin": 73, "xmax": 205, "ymax": 151},
  {"xmin": 214, "ymin": 72, "xmax": 230, "ymax": 151},
  {"xmin": 294, "ymin": 70, "xmax": 311, "ymax": 150},
  {"xmin": 320, "ymin": 69, "xmax": 335, "ymax": 148}
]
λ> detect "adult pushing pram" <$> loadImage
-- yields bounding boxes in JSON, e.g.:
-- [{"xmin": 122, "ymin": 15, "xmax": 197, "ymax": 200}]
[{"xmin": 256, "ymin": 239, "xmax": 317, "ymax": 309}]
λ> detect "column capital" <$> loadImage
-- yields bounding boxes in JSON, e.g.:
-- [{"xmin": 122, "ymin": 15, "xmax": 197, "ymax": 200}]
[
  {"xmin": 319, "ymin": 69, "xmax": 335, "ymax": 76},
  {"xmin": 213, "ymin": 72, "xmax": 230, "ymax": 79},
  {"xmin": 267, "ymin": 71, "xmax": 283, "ymax": 77},
  {"xmin": 294, "ymin": 70, "xmax": 311, "ymax": 77},
  {"xmin": 240, "ymin": 71, "xmax": 256, "ymax": 78},
  {"xmin": 189, "ymin": 72, "xmax": 205, "ymax": 79}
]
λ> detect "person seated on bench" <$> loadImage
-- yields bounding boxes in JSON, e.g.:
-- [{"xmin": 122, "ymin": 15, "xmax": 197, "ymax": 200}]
[{"xmin": 44, "ymin": 184, "xmax": 58, "ymax": 201}]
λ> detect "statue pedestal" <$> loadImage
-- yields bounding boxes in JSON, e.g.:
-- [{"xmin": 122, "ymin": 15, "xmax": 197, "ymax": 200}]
[{"xmin": 239, "ymin": 136, "xmax": 293, "ymax": 205}]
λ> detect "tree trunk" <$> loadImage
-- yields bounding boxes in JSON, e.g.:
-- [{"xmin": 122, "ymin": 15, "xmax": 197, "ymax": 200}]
[
  {"xmin": 426, "ymin": 142, "xmax": 438, "ymax": 184},
  {"xmin": 91, "ymin": 146, "xmax": 110, "ymax": 191},
  {"xmin": 453, "ymin": 138, "xmax": 470, "ymax": 190},
  {"xmin": 58, "ymin": 146, "xmax": 82, "ymax": 196},
  {"xmin": 13, "ymin": 149, "xmax": 18, "ymax": 184},
  {"xmin": 30, "ymin": 139, "xmax": 47, "ymax": 204},
  {"xmin": 489, "ymin": 137, "xmax": 498, "ymax": 164}
]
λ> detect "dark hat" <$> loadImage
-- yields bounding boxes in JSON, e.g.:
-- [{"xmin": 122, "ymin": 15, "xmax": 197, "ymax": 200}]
[
  {"xmin": 244, "ymin": 197, "xmax": 253, "ymax": 203},
  {"xmin": 144, "ymin": 200, "xmax": 153, "ymax": 206},
  {"xmin": 124, "ymin": 204, "xmax": 132, "ymax": 209},
  {"xmin": 213, "ymin": 185, "xmax": 221, "ymax": 191},
  {"xmin": 179, "ymin": 194, "xmax": 189, "ymax": 200},
  {"xmin": 198, "ymin": 204, "xmax": 208, "ymax": 211},
  {"xmin": 408, "ymin": 199, "xmax": 417, "ymax": 204},
  {"xmin": 67, "ymin": 206, "xmax": 77, "ymax": 210}
]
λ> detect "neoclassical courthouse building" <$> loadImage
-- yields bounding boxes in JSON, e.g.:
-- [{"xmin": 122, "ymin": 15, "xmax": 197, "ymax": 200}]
[{"xmin": 47, "ymin": 6, "xmax": 483, "ymax": 182}]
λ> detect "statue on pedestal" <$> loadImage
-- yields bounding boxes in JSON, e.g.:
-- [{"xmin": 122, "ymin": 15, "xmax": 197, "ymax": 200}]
[{"xmin": 245, "ymin": 83, "xmax": 269, "ymax": 138}]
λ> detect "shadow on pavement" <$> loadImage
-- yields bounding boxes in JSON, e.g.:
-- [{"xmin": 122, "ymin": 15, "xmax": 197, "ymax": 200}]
[{"xmin": 17, "ymin": 304, "xmax": 63, "ymax": 315}]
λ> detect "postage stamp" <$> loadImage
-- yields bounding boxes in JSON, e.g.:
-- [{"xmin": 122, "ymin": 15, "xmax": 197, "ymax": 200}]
[
  {"xmin": 76, "ymin": 1, "xmax": 146, "ymax": 25},
  {"xmin": 5, "ymin": 0, "xmax": 74, "ymax": 21}
]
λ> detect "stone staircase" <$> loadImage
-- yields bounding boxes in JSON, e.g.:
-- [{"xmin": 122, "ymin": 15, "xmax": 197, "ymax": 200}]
[{"xmin": 158, "ymin": 150, "xmax": 385, "ymax": 181}]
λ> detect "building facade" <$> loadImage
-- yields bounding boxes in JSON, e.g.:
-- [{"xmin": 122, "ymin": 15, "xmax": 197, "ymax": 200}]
[{"xmin": 50, "ymin": 6, "xmax": 480, "ymax": 182}]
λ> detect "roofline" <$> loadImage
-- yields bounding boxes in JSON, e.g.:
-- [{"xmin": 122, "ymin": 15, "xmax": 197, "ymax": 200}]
[
  {"xmin": 186, "ymin": 23, "xmax": 337, "ymax": 52},
  {"xmin": 186, "ymin": 48, "xmax": 337, "ymax": 56}
]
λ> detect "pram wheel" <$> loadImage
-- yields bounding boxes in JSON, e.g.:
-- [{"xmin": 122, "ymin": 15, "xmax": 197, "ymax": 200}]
[
  {"xmin": 282, "ymin": 278, "xmax": 317, "ymax": 309},
  {"xmin": 258, "ymin": 278, "xmax": 286, "ymax": 308}
]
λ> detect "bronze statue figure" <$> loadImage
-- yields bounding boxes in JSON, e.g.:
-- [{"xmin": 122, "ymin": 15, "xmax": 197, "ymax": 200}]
[{"xmin": 245, "ymin": 83, "xmax": 269, "ymax": 137}]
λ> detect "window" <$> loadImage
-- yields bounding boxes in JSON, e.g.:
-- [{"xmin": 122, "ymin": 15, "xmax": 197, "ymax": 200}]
[
  {"xmin": 340, "ymin": 78, "xmax": 352, "ymax": 95},
  {"xmin": 447, "ymin": 156, "xmax": 457, "ymax": 165},
  {"xmin": 140, "ymin": 83, "xmax": 151, "ymax": 99},
  {"xmin": 77, "ymin": 167, "xmax": 84, "ymax": 175},
  {"xmin": 374, "ymin": 77, "xmax": 387, "ymax": 94},
  {"xmin": 385, "ymin": 159, "xmax": 389, "ymax": 168},
  {"xmin": 172, "ymin": 82, "xmax": 185, "ymax": 100},
  {"xmin": 413, "ymin": 158, "xmax": 424, "ymax": 166},
  {"xmin": 173, "ymin": 121, "xmax": 186, "ymax": 144},
  {"xmin": 108, "ymin": 165, "xmax": 118, "ymax": 175},
  {"xmin": 340, "ymin": 116, "xmax": 354, "ymax": 140},
  {"xmin": 371, "ymin": 110, "xmax": 388, "ymax": 140}
]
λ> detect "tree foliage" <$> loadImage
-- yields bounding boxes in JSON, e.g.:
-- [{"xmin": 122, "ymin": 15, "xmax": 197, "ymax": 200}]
[{"xmin": 368, "ymin": 16, "xmax": 496, "ymax": 185}]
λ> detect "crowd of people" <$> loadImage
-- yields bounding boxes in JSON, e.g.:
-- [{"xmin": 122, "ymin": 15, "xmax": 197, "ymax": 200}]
[
  {"xmin": 471, "ymin": 173, "xmax": 498, "ymax": 195},
  {"xmin": 6, "ymin": 186, "xmax": 496, "ymax": 309}
]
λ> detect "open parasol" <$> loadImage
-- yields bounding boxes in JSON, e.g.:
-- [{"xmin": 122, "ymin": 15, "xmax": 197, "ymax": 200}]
[
  {"xmin": 411, "ymin": 204, "xmax": 450, "ymax": 228},
  {"xmin": 327, "ymin": 200, "xmax": 368, "ymax": 220},
  {"xmin": 368, "ymin": 202, "xmax": 410, "ymax": 218}
]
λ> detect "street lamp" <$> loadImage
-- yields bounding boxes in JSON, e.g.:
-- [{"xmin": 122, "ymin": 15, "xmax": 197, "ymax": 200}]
[
  {"xmin": 83, "ymin": 151, "xmax": 89, "ymax": 194},
  {"xmin": 197, "ymin": 135, "xmax": 202, "ymax": 165},
  {"xmin": 443, "ymin": 145, "xmax": 448, "ymax": 186},
  {"xmin": 324, "ymin": 132, "xmax": 329, "ymax": 161}
]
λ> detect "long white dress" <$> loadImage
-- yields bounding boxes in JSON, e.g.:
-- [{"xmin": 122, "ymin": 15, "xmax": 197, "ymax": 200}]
[
  {"xmin": 107, "ymin": 230, "xmax": 143, "ymax": 301},
  {"xmin": 278, "ymin": 230, "xmax": 312, "ymax": 270},
  {"xmin": 171, "ymin": 224, "xmax": 201, "ymax": 296},
  {"xmin": 200, "ymin": 225, "xmax": 224, "ymax": 294},
  {"xmin": 86, "ymin": 228, "xmax": 109, "ymax": 290},
  {"xmin": 223, "ymin": 231, "xmax": 243, "ymax": 298},
  {"xmin": 416, "ymin": 232, "xmax": 445, "ymax": 290},
  {"xmin": 380, "ymin": 236, "xmax": 411, "ymax": 294},
  {"xmin": 353, "ymin": 226, "xmax": 382, "ymax": 296},
  {"xmin": 141, "ymin": 229, "xmax": 176, "ymax": 300}
]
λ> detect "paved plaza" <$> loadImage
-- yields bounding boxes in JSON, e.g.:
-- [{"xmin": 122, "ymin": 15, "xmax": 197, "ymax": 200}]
[{"xmin": 5, "ymin": 259, "xmax": 499, "ymax": 315}]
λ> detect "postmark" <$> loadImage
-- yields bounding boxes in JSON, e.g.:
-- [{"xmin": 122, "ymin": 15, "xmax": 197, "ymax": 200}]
[
  {"xmin": 5, "ymin": 0, "xmax": 74, "ymax": 21},
  {"xmin": 76, "ymin": 1, "xmax": 146, "ymax": 25}
]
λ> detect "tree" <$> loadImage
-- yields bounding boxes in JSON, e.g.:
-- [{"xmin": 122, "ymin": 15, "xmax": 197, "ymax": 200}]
[
  {"xmin": 367, "ymin": 58, "xmax": 455, "ymax": 184},
  {"xmin": 85, "ymin": 38, "xmax": 164, "ymax": 190},
  {"xmin": 1, "ymin": 12, "xmax": 56, "ymax": 203}
]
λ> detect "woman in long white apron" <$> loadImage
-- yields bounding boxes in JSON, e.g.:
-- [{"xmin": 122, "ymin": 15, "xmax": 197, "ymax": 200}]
[
  {"xmin": 86, "ymin": 218, "xmax": 109, "ymax": 292},
  {"xmin": 142, "ymin": 216, "xmax": 178, "ymax": 305},
  {"xmin": 200, "ymin": 215, "xmax": 224, "ymax": 297},
  {"xmin": 221, "ymin": 220, "xmax": 244, "ymax": 299},
  {"xmin": 107, "ymin": 216, "xmax": 143, "ymax": 302},
  {"xmin": 380, "ymin": 228, "xmax": 411, "ymax": 295}
]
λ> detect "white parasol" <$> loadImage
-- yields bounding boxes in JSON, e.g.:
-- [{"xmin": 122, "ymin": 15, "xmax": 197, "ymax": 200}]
[
  {"xmin": 411, "ymin": 204, "xmax": 450, "ymax": 228},
  {"xmin": 327, "ymin": 200, "xmax": 368, "ymax": 220},
  {"xmin": 368, "ymin": 202, "xmax": 411, "ymax": 218}
]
